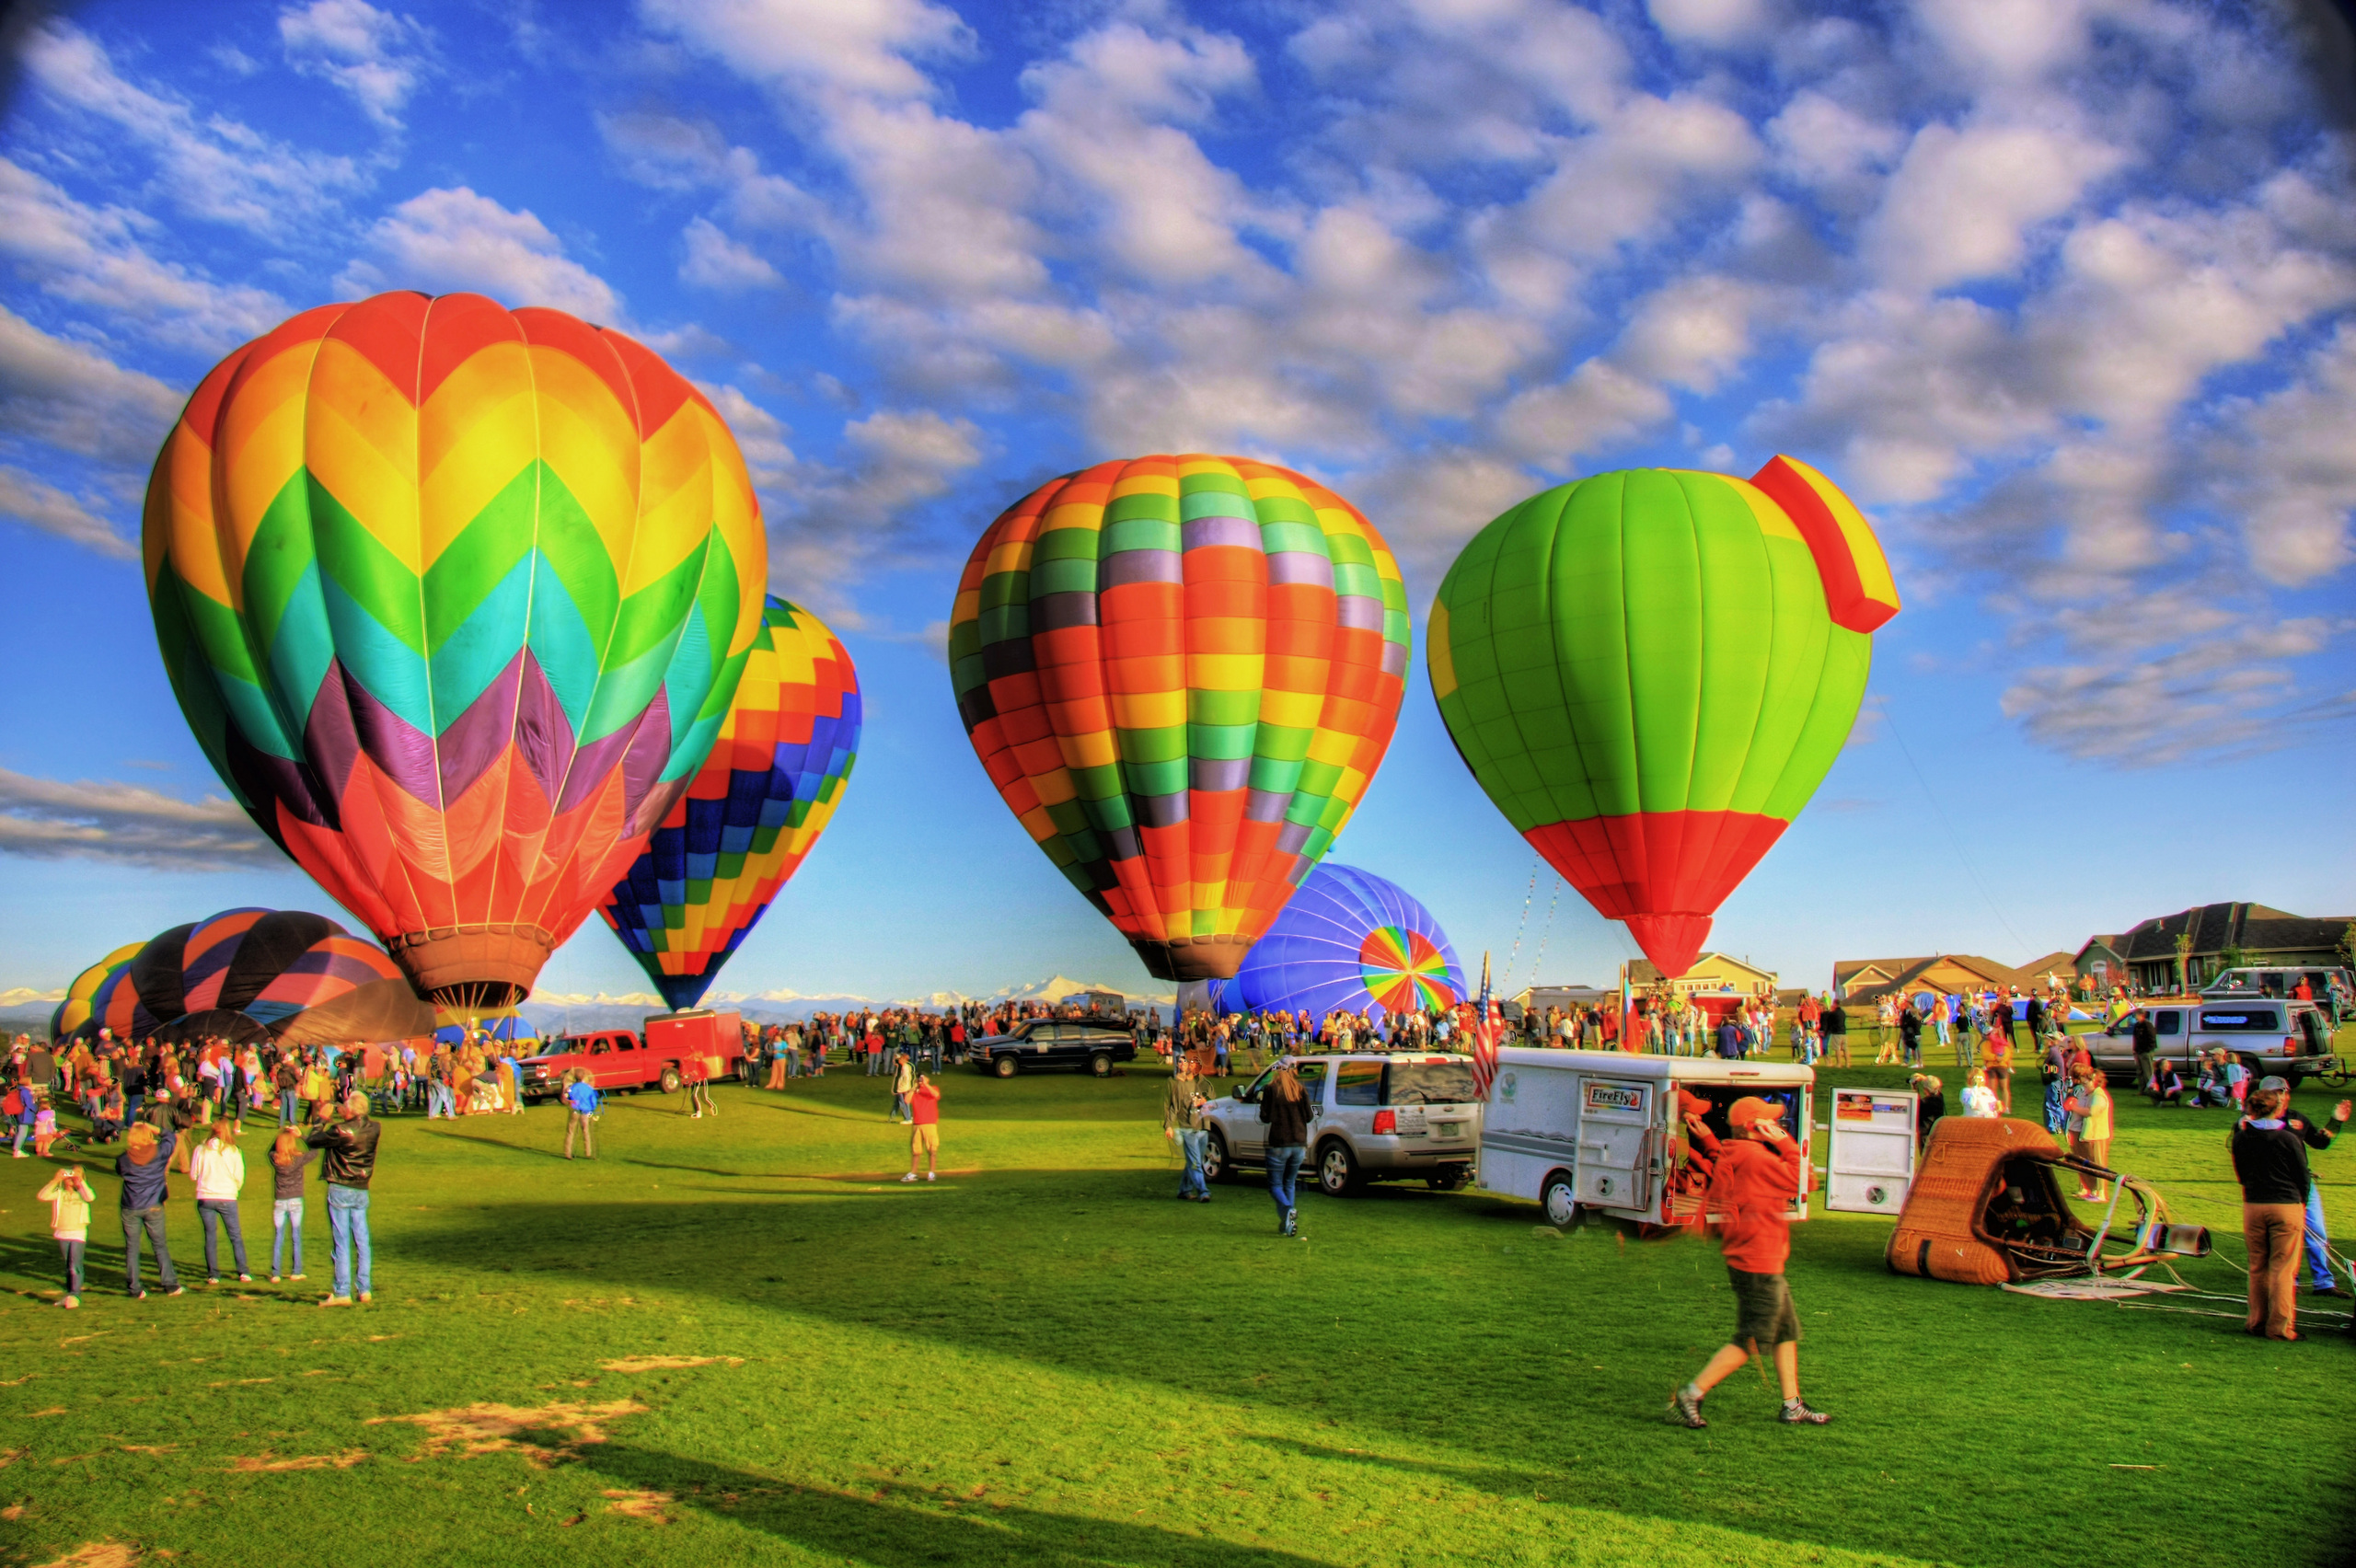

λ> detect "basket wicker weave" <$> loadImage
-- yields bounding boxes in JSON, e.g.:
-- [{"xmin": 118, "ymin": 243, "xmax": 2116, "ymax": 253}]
[{"xmin": 1886, "ymin": 1117, "xmax": 2091, "ymax": 1285}]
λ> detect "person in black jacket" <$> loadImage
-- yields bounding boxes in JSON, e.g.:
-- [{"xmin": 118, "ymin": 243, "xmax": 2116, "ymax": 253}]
[
  {"xmin": 1258, "ymin": 1064, "xmax": 1312, "ymax": 1239},
  {"xmin": 306, "ymin": 1093, "xmax": 381, "ymax": 1307},
  {"xmin": 2130, "ymin": 1009, "xmax": 2158, "ymax": 1091},
  {"xmin": 2228, "ymin": 1082, "xmax": 2343, "ymax": 1340}
]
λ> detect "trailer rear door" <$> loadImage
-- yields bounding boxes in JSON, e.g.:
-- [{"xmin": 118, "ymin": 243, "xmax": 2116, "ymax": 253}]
[
  {"xmin": 1825, "ymin": 1087, "xmax": 1917, "ymax": 1215},
  {"xmin": 1573, "ymin": 1077, "xmax": 1654, "ymax": 1211}
]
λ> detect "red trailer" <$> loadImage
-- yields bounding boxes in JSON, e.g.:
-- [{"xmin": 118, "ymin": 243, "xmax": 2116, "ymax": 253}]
[{"xmin": 643, "ymin": 1009, "xmax": 746, "ymax": 1089}]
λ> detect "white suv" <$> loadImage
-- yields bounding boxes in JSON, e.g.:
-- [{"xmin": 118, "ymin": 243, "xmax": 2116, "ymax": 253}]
[{"xmin": 1198, "ymin": 1053, "xmax": 1484, "ymax": 1196}]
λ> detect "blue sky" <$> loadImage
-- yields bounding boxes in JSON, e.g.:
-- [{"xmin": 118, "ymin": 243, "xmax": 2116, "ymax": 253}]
[{"xmin": 2, "ymin": 0, "xmax": 2352, "ymax": 1008}]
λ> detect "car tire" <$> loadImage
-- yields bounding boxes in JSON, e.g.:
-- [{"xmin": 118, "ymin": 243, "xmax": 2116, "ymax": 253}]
[
  {"xmin": 993, "ymin": 1055, "xmax": 1019, "ymax": 1079},
  {"xmin": 1317, "ymin": 1139, "xmax": 1363, "ymax": 1197},
  {"xmin": 1204, "ymin": 1127, "xmax": 1234, "ymax": 1183},
  {"xmin": 659, "ymin": 1065, "xmax": 681, "ymax": 1094},
  {"xmin": 2236, "ymin": 1053, "xmax": 2262, "ymax": 1080},
  {"xmin": 1542, "ymin": 1170, "xmax": 1578, "ymax": 1228},
  {"xmin": 1090, "ymin": 1053, "xmax": 1112, "ymax": 1078}
]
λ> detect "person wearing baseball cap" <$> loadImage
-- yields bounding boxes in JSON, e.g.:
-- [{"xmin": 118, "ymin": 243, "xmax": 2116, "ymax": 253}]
[
  {"xmin": 1669, "ymin": 1094, "xmax": 1828, "ymax": 1428},
  {"xmin": 2233, "ymin": 1078, "xmax": 2351, "ymax": 1319}
]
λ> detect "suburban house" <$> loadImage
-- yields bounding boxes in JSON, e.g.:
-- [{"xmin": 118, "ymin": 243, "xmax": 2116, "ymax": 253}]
[
  {"xmin": 2014, "ymin": 951, "xmax": 2080, "ymax": 990},
  {"xmin": 1623, "ymin": 953, "xmax": 1777, "ymax": 996},
  {"xmin": 2110, "ymin": 903, "xmax": 2354, "ymax": 992},
  {"xmin": 1830, "ymin": 953, "xmax": 2026, "ymax": 1005}
]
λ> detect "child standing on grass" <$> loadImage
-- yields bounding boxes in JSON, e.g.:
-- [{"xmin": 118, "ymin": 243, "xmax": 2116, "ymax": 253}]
[
  {"xmin": 902, "ymin": 1074, "xmax": 941, "ymax": 1182},
  {"xmin": 269, "ymin": 1126, "xmax": 315, "ymax": 1281},
  {"xmin": 1669, "ymin": 1096, "xmax": 1829, "ymax": 1428},
  {"xmin": 37, "ymin": 1165, "xmax": 93, "ymax": 1308}
]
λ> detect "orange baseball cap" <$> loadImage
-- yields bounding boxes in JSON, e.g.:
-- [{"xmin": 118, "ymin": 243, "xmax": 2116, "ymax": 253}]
[{"xmin": 1727, "ymin": 1096, "xmax": 1784, "ymax": 1129}]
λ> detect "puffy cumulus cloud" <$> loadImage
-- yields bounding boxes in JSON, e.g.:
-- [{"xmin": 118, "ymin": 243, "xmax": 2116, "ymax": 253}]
[
  {"xmin": 0, "ymin": 767, "xmax": 281, "ymax": 871},
  {"xmin": 0, "ymin": 465, "xmax": 134, "ymax": 559},
  {"xmin": 638, "ymin": 0, "xmax": 974, "ymax": 101},
  {"xmin": 2211, "ymin": 321, "xmax": 2356, "ymax": 586},
  {"xmin": 0, "ymin": 157, "xmax": 283, "ymax": 351},
  {"xmin": 22, "ymin": 21, "xmax": 370, "ymax": 232},
  {"xmin": 278, "ymin": 0, "xmax": 433, "ymax": 130},
  {"xmin": 679, "ymin": 216, "xmax": 783, "ymax": 291},
  {"xmin": 1865, "ymin": 120, "xmax": 2131, "ymax": 293},
  {"xmin": 340, "ymin": 187, "xmax": 621, "ymax": 319},
  {"xmin": 0, "ymin": 305, "xmax": 182, "ymax": 469},
  {"xmin": 1647, "ymin": 0, "xmax": 1781, "ymax": 50}
]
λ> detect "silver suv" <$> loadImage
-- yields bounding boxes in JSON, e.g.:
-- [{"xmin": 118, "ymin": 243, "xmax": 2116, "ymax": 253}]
[{"xmin": 1197, "ymin": 1053, "xmax": 1484, "ymax": 1196}]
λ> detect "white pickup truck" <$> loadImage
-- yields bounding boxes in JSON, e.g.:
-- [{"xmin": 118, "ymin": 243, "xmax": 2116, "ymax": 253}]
[{"xmin": 2087, "ymin": 999, "xmax": 2334, "ymax": 1084}]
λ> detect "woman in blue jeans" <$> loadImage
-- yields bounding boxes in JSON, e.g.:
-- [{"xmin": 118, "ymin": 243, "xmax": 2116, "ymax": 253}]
[{"xmin": 1258, "ymin": 1064, "xmax": 1311, "ymax": 1239}]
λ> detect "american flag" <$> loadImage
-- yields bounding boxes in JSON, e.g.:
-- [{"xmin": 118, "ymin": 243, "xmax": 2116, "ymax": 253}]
[{"xmin": 1467, "ymin": 951, "xmax": 1503, "ymax": 1099}]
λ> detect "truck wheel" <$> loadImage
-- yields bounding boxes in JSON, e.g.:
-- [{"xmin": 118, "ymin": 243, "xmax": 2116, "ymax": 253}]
[
  {"xmin": 659, "ymin": 1065, "xmax": 682, "ymax": 1094},
  {"xmin": 993, "ymin": 1055, "xmax": 1019, "ymax": 1079},
  {"xmin": 1316, "ymin": 1139, "xmax": 1363, "ymax": 1197},
  {"xmin": 1204, "ymin": 1128, "xmax": 1234, "ymax": 1183},
  {"xmin": 1542, "ymin": 1171, "xmax": 1578, "ymax": 1228},
  {"xmin": 2236, "ymin": 1053, "xmax": 2262, "ymax": 1080},
  {"xmin": 1090, "ymin": 1053, "xmax": 1112, "ymax": 1078}
]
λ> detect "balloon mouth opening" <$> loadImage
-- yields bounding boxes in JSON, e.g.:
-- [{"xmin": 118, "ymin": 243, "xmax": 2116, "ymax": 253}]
[
  {"xmin": 1134, "ymin": 935, "xmax": 1253, "ymax": 984},
  {"xmin": 1623, "ymin": 913, "xmax": 1713, "ymax": 982},
  {"xmin": 388, "ymin": 923, "xmax": 555, "ymax": 1013}
]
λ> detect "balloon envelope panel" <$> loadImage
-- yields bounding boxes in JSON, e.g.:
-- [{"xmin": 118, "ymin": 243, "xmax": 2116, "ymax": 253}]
[
  {"xmin": 142, "ymin": 292, "xmax": 768, "ymax": 1007},
  {"xmin": 1429, "ymin": 461, "xmax": 1893, "ymax": 980},
  {"xmin": 52, "ymin": 941, "xmax": 145, "ymax": 1040},
  {"xmin": 1214, "ymin": 862, "xmax": 1462, "ymax": 1025},
  {"xmin": 948, "ymin": 455, "xmax": 1409, "ymax": 983},
  {"xmin": 598, "ymin": 596, "xmax": 862, "ymax": 1010},
  {"xmin": 73, "ymin": 908, "xmax": 430, "ymax": 1044}
]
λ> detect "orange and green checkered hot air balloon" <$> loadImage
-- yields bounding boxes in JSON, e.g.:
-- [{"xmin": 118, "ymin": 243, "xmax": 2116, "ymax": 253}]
[
  {"xmin": 143, "ymin": 293, "xmax": 768, "ymax": 1009},
  {"xmin": 1428, "ymin": 456, "xmax": 1899, "ymax": 981},
  {"xmin": 949, "ymin": 455, "xmax": 1410, "ymax": 983}
]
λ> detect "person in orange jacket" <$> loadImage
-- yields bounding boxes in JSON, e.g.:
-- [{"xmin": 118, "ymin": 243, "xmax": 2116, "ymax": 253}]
[{"xmin": 1669, "ymin": 1095, "xmax": 1830, "ymax": 1428}]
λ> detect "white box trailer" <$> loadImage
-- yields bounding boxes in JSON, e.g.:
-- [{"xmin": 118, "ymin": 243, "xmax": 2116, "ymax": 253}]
[{"xmin": 1477, "ymin": 1047, "xmax": 1816, "ymax": 1229}]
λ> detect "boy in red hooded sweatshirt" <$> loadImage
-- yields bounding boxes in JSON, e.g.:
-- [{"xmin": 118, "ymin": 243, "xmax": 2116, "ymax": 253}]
[{"xmin": 1669, "ymin": 1095, "xmax": 1830, "ymax": 1427}]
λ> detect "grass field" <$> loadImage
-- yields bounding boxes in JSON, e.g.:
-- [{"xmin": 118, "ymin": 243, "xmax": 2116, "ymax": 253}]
[{"xmin": 3, "ymin": 1050, "xmax": 2352, "ymax": 1568}]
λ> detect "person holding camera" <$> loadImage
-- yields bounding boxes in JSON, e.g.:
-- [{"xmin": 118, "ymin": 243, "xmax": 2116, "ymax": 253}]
[
  {"xmin": 306, "ymin": 1091, "xmax": 380, "ymax": 1307},
  {"xmin": 2229, "ymin": 1080, "xmax": 2349, "ymax": 1339}
]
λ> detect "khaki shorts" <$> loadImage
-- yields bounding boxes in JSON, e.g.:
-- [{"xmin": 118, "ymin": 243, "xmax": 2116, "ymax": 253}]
[
  {"xmin": 910, "ymin": 1124, "xmax": 939, "ymax": 1154},
  {"xmin": 1728, "ymin": 1267, "xmax": 1800, "ymax": 1347}
]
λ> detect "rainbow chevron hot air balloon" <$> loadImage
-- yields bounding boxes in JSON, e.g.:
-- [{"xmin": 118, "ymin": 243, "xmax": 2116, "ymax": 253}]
[
  {"xmin": 143, "ymin": 293, "xmax": 767, "ymax": 1008},
  {"xmin": 51, "ymin": 941, "xmax": 144, "ymax": 1041},
  {"xmin": 1429, "ymin": 456, "xmax": 1898, "ymax": 980},
  {"xmin": 598, "ymin": 595, "xmax": 862, "ymax": 1010},
  {"xmin": 1209, "ymin": 861, "xmax": 1462, "ymax": 1023},
  {"xmin": 950, "ymin": 455, "xmax": 1409, "ymax": 983}
]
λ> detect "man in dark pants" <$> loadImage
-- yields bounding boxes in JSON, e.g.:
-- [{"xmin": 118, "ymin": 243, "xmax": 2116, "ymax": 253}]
[
  {"xmin": 2130, "ymin": 1009, "xmax": 2157, "ymax": 1092},
  {"xmin": 2023, "ymin": 993, "xmax": 2046, "ymax": 1057}
]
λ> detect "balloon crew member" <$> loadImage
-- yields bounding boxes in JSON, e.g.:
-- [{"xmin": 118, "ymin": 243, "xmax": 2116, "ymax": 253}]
[
  {"xmin": 2237, "ymin": 1080, "xmax": 2350, "ymax": 1305},
  {"xmin": 1669, "ymin": 1096, "xmax": 1830, "ymax": 1427}
]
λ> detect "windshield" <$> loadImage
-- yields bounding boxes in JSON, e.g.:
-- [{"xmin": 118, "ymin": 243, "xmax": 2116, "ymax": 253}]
[{"xmin": 1386, "ymin": 1062, "xmax": 1480, "ymax": 1106}]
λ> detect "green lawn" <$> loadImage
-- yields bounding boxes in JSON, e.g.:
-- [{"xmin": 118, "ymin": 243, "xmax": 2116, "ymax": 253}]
[{"xmin": 2, "ymin": 1053, "xmax": 2350, "ymax": 1568}]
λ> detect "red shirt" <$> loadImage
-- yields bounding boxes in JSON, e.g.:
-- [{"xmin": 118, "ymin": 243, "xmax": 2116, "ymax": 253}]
[
  {"xmin": 911, "ymin": 1083, "xmax": 940, "ymax": 1126},
  {"xmin": 1704, "ymin": 1136, "xmax": 1806, "ymax": 1274}
]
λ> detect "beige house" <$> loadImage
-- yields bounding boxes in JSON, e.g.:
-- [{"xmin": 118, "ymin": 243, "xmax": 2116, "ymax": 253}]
[
  {"xmin": 1623, "ymin": 952, "xmax": 1777, "ymax": 997},
  {"xmin": 1831, "ymin": 953, "xmax": 2026, "ymax": 1005}
]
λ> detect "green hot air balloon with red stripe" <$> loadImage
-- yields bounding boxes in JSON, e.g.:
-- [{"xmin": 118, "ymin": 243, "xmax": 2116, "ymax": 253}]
[{"xmin": 1428, "ymin": 455, "xmax": 1899, "ymax": 979}]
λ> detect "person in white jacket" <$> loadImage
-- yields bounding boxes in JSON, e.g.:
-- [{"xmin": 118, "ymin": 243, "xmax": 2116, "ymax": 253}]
[{"xmin": 190, "ymin": 1118, "xmax": 251, "ymax": 1284}]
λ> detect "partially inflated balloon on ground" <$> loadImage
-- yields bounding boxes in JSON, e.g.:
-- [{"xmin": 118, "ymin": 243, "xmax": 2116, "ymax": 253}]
[
  {"xmin": 51, "ymin": 941, "xmax": 144, "ymax": 1041},
  {"xmin": 143, "ymin": 293, "xmax": 768, "ymax": 1009},
  {"xmin": 599, "ymin": 595, "xmax": 862, "ymax": 1010},
  {"xmin": 1428, "ymin": 456, "xmax": 1898, "ymax": 979},
  {"xmin": 950, "ymin": 455, "xmax": 1409, "ymax": 982},
  {"xmin": 1210, "ymin": 861, "xmax": 1462, "ymax": 1023},
  {"xmin": 80, "ymin": 907, "xmax": 433, "ymax": 1045}
]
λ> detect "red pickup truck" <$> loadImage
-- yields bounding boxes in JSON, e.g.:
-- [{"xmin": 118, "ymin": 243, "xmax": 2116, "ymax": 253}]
[{"xmin": 518, "ymin": 1009, "xmax": 745, "ymax": 1102}]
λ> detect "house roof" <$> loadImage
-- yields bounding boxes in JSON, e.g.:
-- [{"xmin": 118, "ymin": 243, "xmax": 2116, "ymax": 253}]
[
  {"xmin": 2015, "ymin": 951, "xmax": 2078, "ymax": 981},
  {"xmin": 1625, "ymin": 951, "xmax": 1775, "ymax": 986},
  {"xmin": 2118, "ymin": 904, "xmax": 2353, "ymax": 963},
  {"xmin": 1835, "ymin": 954, "xmax": 2025, "ymax": 997},
  {"xmin": 2076, "ymin": 935, "xmax": 2127, "ymax": 961}
]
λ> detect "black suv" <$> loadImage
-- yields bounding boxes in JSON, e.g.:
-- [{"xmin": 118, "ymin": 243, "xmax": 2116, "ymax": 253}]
[{"xmin": 969, "ymin": 1017, "xmax": 1138, "ymax": 1078}]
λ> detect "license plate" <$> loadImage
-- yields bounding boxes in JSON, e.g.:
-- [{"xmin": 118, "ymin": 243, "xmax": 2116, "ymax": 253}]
[{"xmin": 1434, "ymin": 1122, "xmax": 1461, "ymax": 1139}]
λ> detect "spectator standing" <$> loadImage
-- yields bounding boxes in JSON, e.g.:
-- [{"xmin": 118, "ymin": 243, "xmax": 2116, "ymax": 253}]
[
  {"xmin": 190, "ymin": 1119, "xmax": 252, "ymax": 1284},
  {"xmin": 562, "ymin": 1069, "xmax": 600, "ymax": 1159},
  {"xmin": 37, "ymin": 1165, "xmax": 94, "ymax": 1308},
  {"xmin": 116, "ymin": 1123, "xmax": 181, "ymax": 1298},
  {"xmin": 889, "ymin": 1050, "xmax": 915, "ymax": 1124},
  {"xmin": 306, "ymin": 1092, "xmax": 380, "ymax": 1307},
  {"xmin": 1164, "ymin": 1059, "xmax": 1204, "ymax": 1199},
  {"xmin": 2130, "ymin": 1009, "xmax": 2158, "ymax": 1092},
  {"xmin": 902, "ymin": 1074, "xmax": 941, "ymax": 1182},
  {"xmin": 2062, "ymin": 1068, "xmax": 2114, "ymax": 1199},
  {"xmin": 2229, "ymin": 1081, "xmax": 2324, "ymax": 1340},
  {"xmin": 1822, "ymin": 999, "xmax": 1849, "ymax": 1067},
  {"xmin": 2258, "ymin": 1082, "xmax": 2350, "ymax": 1299},
  {"xmin": 1960, "ymin": 1067, "xmax": 2001, "ymax": 1119},
  {"xmin": 269, "ymin": 1126, "xmax": 315, "ymax": 1281},
  {"xmin": 683, "ymin": 1049, "xmax": 716, "ymax": 1119},
  {"xmin": 1909, "ymin": 1075, "xmax": 1946, "ymax": 1150},
  {"xmin": 1898, "ymin": 1003, "xmax": 1923, "ymax": 1068},
  {"xmin": 1259, "ymin": 1064, "xmax": 1312, "ymax": 1239}
]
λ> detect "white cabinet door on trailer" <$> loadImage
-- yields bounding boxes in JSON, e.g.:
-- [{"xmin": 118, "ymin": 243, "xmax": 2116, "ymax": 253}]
[
  {"xmin": 1573, "ymin": 1076, "xmax": 1656, "ymax": 1212},
  {"xmin": 1825, "ymin": 1087, "xmax": 1918, "ymax": 1214}
]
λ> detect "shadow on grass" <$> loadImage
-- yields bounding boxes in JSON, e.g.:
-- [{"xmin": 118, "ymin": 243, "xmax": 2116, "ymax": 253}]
[{"xmin": 563, "ymin": 1435, "xmax": 1345, "ymax": 1568}]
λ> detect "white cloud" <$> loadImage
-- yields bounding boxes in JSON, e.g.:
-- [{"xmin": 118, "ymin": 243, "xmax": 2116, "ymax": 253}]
[
  {"xmin": 0, "ymin": 157, "xmax": 284, "ymax": 351},
  {"xmin": 1648, "ymin": 0, "xmax": 1778, "ymax": 49},
  {"xmin": 23, "ymin": 21, "xmax": 368, "ymax": 232},
  {"xmin": 2212, "ymin": 321, "xmax": 2356, "ymax": 586},
  {"xmin": 279, "ymin": 0, "xmax": 432, "ymax": 129},
  {"xmin": 0, "ymin": 304, "xmax": 182, "ymax": 469},
  {"xmin": 1865, "ymin": 120, "xmax": 2130, "ymax": 293},
  {"xmin": 0, "ymin": 767, "xmax": 281, "ymax": 871},
  {"xmin": 639, "ymin": 0, "xmax": 973, "ymax": 101},
  {"xmin": 340, "ymin": 187, "xmax": 621, "ymax": 319},
  {"xmin": 0, "ymin": 465, "xmax": 133, "ymax": 559},
  {"xmin": 679, "ymin": 216, "xmax": 782, "ymax": 291}
]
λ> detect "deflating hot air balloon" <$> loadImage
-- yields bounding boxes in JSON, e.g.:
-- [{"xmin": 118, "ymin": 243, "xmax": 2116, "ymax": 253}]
[
  {"xmin": 1210, "ymin": 861, "xmax": 1462, "ymax": 1024},
  {"xmin": 51, "ymin": 941, "xmax": 144, "ymax": 1041},
  {"xmin": 950, "ymin": 455, "xmax": 1409, "ymax": 983},
  {"xmin": 144, "ymin": 293, "xmax": 768, "ymax": 1009},
  {"xmin": 598, "ymin": 595, "xmax": 862, "ymax": 1010},
  {"xmin": 1429, "ymin": 456, "xmax": 1899, "ymax": 980},
  {"xmin": 79, "ymin": 907, "xmax": 433, "ymax": 1045}
]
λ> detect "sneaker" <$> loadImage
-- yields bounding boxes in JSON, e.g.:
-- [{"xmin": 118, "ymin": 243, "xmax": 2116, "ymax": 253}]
[
  {"xmin": 358, "ymin": 1292, "xmax": 373, "ymax": 1304},
  {"xmin": 163, "ymin": 1286, "xmax": 185, "ymax": 1297},
  {"xmin": 60, "ymin": 1295, "xmax": 79, "ymax": 1309},
  {"xmin": 320, "ymin": 1296, "xmax": 352, "ymax": 1308},
  {"xmin": 1778, "ymin": 1401, "xmax": 1832, "ymax": 1424},
  {"xmin": 130, "ymin": 1291, "xmax": 146, "ymax": 1301},
  {"xmin": 237, "ymin": 1274, "xmax": 252, "ymax": 1283},
  {"xmin": 1669, "ymin": 1388, "xmax": 1708, "ymax": 1428},
  {"xmin": 291, "ymin": 1274, "xmax": 306, "ymax": 1281},
  {"xmin": 900, "ymin": 1172, "xmax": 918, "ymax": 1183},
  {"xmin": 270, "ymin": 1274, "xmax": 282, "ymax": 1283},
  {"xmin": 925, "ymin": 1171, "xmax": 934, "ymax": 1182}
]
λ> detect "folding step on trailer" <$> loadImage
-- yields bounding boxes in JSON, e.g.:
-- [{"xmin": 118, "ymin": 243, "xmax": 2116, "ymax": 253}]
[{"xmin": 1825, "ymin": 1087, "xmax": 1918, "ymax": 1214}]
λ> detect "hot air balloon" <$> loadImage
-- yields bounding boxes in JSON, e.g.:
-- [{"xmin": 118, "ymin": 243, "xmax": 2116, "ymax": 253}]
[
  {"xmin": 1209, "ymin": 861, "xmax": 1462, "ymax": 1023},
  {"xmin": 51, "ymin": 941, "xmax": 144, "ymax": 1041},
  {"xmin": 143, "ymin": 292, "xmax": 768, "ymax": 1009},
  {"xmin": 1428, "ymin": 456, "xmax": 1898, "ymax": 979},
  {"xmin": 598, "ymin": 595, "xmax": 862, "ymax": 1010},
  {"xmin": 949, "ymin": 455, "xmax": 1409, "ymax": 982},
  {"xmin": 79, "ymin": 907, "xmax": 434, "ymax": 1045}
]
